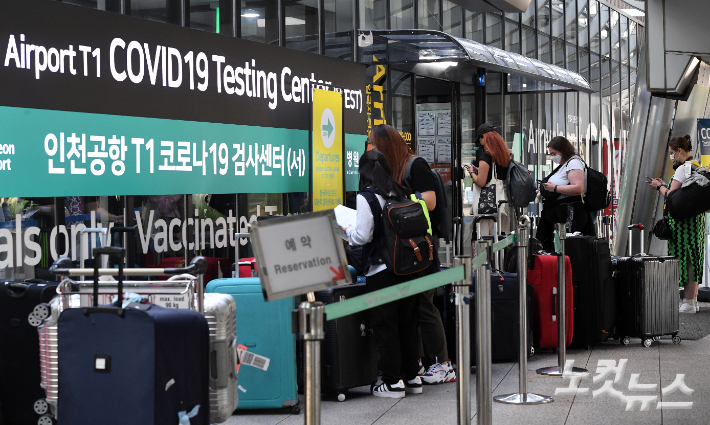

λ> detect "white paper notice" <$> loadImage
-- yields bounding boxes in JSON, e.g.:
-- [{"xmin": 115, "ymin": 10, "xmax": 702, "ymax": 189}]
[
  {"xmin": 334, "ymin": 204, "xmax": 357, "ymax": 228},
  {"xmin": 417, "ymin": 111, "xmax": 436, "ymax": 136},
  {"xmin": 437, "ymin": 137, "xmax": 452, "ymax": 163},
  {"xmin": 417, "ymin": 137, "xmax": 436, "ymax": 163},
  {"xmin": 437, "ymin": 111, "xmax": 452, "ymax": 136}
]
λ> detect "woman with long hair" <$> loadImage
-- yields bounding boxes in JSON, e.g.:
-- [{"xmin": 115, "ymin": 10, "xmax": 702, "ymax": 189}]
[
  {"xmin": 649, "ymin": 134, "xmax": 705, "ymax": 313},
  {"xmin": 368, "ymin": 124, "xmax": 455, "ymax": 385},
  {"xmin": 341, "ymin": 150, "xmax": 422, "ymax": 398},
  {"xmin": 536, "ymin": 135, "xmax": 594, "ymax": 251},
  {"xmin": 467, "ymin": 124, "xmax": 511, "ymax": 235}
]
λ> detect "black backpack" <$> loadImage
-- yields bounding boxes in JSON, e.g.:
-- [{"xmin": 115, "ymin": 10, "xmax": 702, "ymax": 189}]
[
  {"xmin": 581, "ymin": 164, "xmax": 611, "ymax": 212},
  {"xmin": 505, "ymin": 158, "xmax": 537, "ymax": 208},
  {"xmin": 361, "ymin": 189, "xmax": 435, "ymax": 276},
  {"xmin": 403, "ymin": 157, "xmax": 452, "ymax": 242}
]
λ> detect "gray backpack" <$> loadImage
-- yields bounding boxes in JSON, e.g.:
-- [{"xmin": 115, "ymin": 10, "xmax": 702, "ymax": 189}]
[{"xmin": 505, "ymin": 159, "xmax": 537, "ymax": 208}]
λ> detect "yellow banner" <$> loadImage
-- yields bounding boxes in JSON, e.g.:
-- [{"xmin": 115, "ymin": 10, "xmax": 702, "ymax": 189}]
[{"xmin": 312, "ymin": 89, "xmax": 344, "ymax": 211}]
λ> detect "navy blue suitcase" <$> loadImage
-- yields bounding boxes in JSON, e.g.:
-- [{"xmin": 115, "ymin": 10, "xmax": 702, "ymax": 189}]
[{"xmin": 57, "ymin": 248, "xmax": 210, "ymax": 425}]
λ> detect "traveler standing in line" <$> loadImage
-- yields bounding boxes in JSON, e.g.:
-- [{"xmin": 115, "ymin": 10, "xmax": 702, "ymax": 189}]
[
  {"xmin": 536, "ymin": 136, "xmax": 595, "ymax": 252},
  {"xmin": 648, "ymin": 134, "xmax": 705, "ymax": 313},
  {"xmin": 368, "ymin": 124, "xmax": 456, "ymax": 385},
  {"xmin": 342, "ymin": 150, "xmax": 423, "ymax": 398},
  {"xmin": 467, "ymin": 124, "xmax": 511, "ymax": 235}
]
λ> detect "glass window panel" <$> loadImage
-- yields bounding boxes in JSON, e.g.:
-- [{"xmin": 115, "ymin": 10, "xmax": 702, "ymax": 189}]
[
  {"xmin": 611, "ymin": 10, "xmax": 620, "ymax": 63},
  {"xmin": 539, "ymin": 33, "xmax": 551, "ymax": 64},
  {"xmin": 487, "ymin": 91, "xmax": 503, "ymax": 129},
  {"xmin": 600, "ymin": 5, "xmax": 610, "ymax": 57},
  {"xmin": 589, "ymin": 1, "xmax": 600, "ymax": 53},
  {"xmin": 505, "ymin": 11, "xmax": 520, "ymax": 23},
  {"xmin": 190, "ymin": 0, "xmax": 217, "ymax": 33},
  {"xmin": 565, "ymin": 0, "xmax": 576, "ymax": 44},
  {"xmin": 360, "ymin": 0, "xmax": 387, "ymax": 30},
  {"xmin": 579, "ymin": 91, "xmax": 590, "ymax": 160},
  {"xmin": 553, "ymin": 92, "xmax": 564, "ymax": 136},
  {"xmin": 538, "ymin": 0, "xmax": 551, "ymax": 34},
  {"xmin": 590, "ymin": 52, "xmax": 600, "ymax": 91},
  {"xmin": 391, "ymin": 71, "xmax": 413, "ymax": 141},
  {"xmin": 553, "ymin": 38, "xmax": 565, "ymax": 67},
  {"xmin": 505, "ymin": 20, "xmax": 521, "ymax": 54},
  {"xmin": 601, "ymin": 54, "xmax": 611, "ymax": 97},
  {"xmin": 443, "ymin": 1, "xmax": 463, "ymax": 37},
  {"xmin": 523, "ymin": 26, "xmax": 536, "ymax": 59},
  {"xmin": 551, "ymin": 0, "xmax": 564, "ymax": 38},
  {"xmin": 466, "ymin": 12, "xmax": 484, "ymax": 43},
  {"xmin": 242, "ymin": 0, "xmax": 279, "ymax": 44},
  {"xmin": 566, "ymin": 43, "xmax": 577, "ymax": 73},
  {"xmin": 131, "ymin": 0, "xmax": 173, "ymax": 23},
  {"xmin": 522, "ymin": 93, "xmax": 538, "ymax": 169},
  {"xmin": 629, "ymin": 21, "xmax": 638, "ymax": 68},
  {"xmin": 285, "ymin": 1, "xmax": 320, "ymax": 52},
  {"xmin": 522, "ymin": 1, "xmax": 535, "ymax": 27},
  {"xmin": 619, "ymin": 16, "xmax": 629, "ymax": 65},
  {"xmin": 579, "ymin": 48, "xmax": 589, "ymax": 80},
  {"xmin": 566, "ymin": 91, "xmax": 579, "ymax": 154},
  {"xmin": 505, "ymin": 94, "xmax": 521, "ymax": 153},
  {"xmin": 486, "ymin": 13, "xmax": 503, "ymax": 48},
  {"xmin": 419, "ymin": 0, "xmax": 441, "ymax": 30},
  {"xmin": 325, "ymin": 0, "xmax": 354, "ymax": 60},
  {"xmin": 578, "ymin": 1, "xmax": 589, "ymax": 48},
  {"xmin": 391, "ymin": 0, "xmax": 415, "ymax": 29}
]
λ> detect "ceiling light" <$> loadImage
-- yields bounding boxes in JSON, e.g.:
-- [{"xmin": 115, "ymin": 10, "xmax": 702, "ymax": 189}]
[
  {"xmin": 601, "ymin": 29, "xmax": 608, "ymax": 39},
  {"xmin": 242, "ymin": 10, "xmax": 259, "ymax": 18}
]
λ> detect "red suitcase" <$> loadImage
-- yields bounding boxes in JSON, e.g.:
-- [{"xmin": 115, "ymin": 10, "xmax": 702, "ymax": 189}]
[
  {"xmin": 527, "ymin": 254, "xmax": 574, "ymax": 349},
  {"xmin": 237, "ymin": 257, "xmax": 258, "ymax": 278}
]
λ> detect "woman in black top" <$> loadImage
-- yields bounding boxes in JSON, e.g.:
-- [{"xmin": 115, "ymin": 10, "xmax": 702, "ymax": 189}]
[{"xmin": 467, "ymin": 124, "xmax": 511, "ymax": 234}]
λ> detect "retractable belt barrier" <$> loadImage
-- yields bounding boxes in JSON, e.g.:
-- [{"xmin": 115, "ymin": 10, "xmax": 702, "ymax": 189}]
[{"xmin": 322, "ymin": 233, "xmax": 519, "ymax": 322}]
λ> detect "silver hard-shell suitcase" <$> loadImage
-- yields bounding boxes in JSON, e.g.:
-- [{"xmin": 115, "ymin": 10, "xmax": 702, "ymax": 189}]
[
  {"xmin": 204, "ymin": 293, "xmax": 239, "ymax": 422},
  {"xmin": 614, "ymin": 225, "xmax": 681, "ymax": 347}
]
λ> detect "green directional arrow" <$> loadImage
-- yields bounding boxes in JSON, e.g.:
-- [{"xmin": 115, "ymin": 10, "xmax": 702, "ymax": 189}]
[{"xmin": 322, "ymin": 119, "xmax": 334, "ymax": 138}]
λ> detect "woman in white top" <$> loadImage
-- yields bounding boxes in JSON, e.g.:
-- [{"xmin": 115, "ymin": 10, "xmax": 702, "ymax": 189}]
[
  {"xmin": 649, "ymin": 134, "xmax": 705, "ymax": 313},
  {"xmin": 342, "ymin": 150, "xmax": 423, "ymax": 399},
  {"xmin": 536, "ymin": 136, "xmax": 595, "ymax": 251}
]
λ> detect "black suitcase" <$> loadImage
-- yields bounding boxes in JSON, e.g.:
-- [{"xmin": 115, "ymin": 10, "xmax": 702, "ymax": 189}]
[
  {"xmin": 57, "ymin": 248, "xmax": 210, "ymax": 425},
  {"xmin": 0, "ymin": 279, "xmax": 59, "ymax": 425},
  {"xmin": 472, "ymin": 272, "xmax": 534, "ymax": 363},
  {"xmin": 298, "ymin": 284, "xmax": 378, "ymax": 400},
  {"xmin": 566, "ymin": 236, "xmax": 616, "ymax": 348},
  {"xmin": 615, "ymin": 256, "xmax": 681, "ymax": 347}
]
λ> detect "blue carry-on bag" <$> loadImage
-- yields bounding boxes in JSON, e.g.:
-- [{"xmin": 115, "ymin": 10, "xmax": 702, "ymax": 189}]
[
  {"xmin": 57, "ymin": 247, "xmax": 211, "ymax": 425},
  {"xmin": 206, "ymin": 277, "xmax": 299, "ymax": 413}
]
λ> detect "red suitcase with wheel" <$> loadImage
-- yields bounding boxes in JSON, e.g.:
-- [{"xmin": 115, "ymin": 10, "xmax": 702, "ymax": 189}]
[{"xmin": 527, "ymin": 254, "xmax": 574, "ymax": 349}]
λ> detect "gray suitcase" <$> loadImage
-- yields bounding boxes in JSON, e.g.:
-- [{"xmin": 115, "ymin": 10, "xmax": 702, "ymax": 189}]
[
  {"xmin": 614, "ymin": 226, "xmax": 681, "ymax": 347},
  {"xmin": 204, "ymin": 293, "xmax": 239, "ymax": 422}
]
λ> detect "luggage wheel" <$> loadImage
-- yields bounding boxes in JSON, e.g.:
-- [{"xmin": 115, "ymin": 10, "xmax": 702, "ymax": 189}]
[
  {"xmin": 33, "ymin": 399, "xmax": 49, "ymax": 415},
  {"xmin": 653, "ymin": 336, "xmax": 661, "ymax": 342},
  {"xmin": 37, "ymin": 415, "xmax": 54, "ymax": 425},
  {"xmin": 530, "ymin": 346, "xmax": 535, "ymax": 356},
  {"xmin": 337, "ymin": 393, "xmax": 346, "ymax": 402},
  {"xmin": 642, "ymin": 338, "xmax": 653, "ymax": 348},
  {"xmin": 291, "ymin": 405, "xmax": 301, "ymax": 414},
  {"xmin": 672, "ymin": 336, "xmax": 682, "ymax": 345},
  {"xmin": 621, "ymin": 337, "xmax": 630, "ymax": 346}
]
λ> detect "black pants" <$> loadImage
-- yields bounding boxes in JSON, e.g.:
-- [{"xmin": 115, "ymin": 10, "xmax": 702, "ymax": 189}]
[
  {"xmin": 537, "ymin": 201, "xmax": 595, "ymax": 252},
  {"xmin": 367, "ymin": 269, "xmax": 421, "ymax": 385}
]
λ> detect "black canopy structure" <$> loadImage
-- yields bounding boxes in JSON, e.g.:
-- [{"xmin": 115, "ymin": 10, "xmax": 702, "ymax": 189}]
[{"xmin": 358, "ymin": 30, "xmax": 593, "ymax": 94}]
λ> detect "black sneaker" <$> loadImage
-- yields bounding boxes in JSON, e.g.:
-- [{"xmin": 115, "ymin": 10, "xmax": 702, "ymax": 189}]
[
  {"xmin": 371, "ymin": 380, "xmax": 406, "ymax": 399},
  {"xmin": 405, "ymin": 376, "xmax": 423, "ymax": 394}
]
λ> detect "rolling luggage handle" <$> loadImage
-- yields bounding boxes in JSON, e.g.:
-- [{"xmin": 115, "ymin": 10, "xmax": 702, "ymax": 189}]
[
  {"xmin": 84, "ymin": 247, "xmax": 125, "ymax": 317},
  {"xmin": 49, "ymin": 255, "xmax": 208, "ymax": 277},
  {"xmin": 627, "ymin": 223, "xmax": 645, "ymax": 256},
  {"xmin": 110, "ymin": 226, "xmax": 136, "ymax": 267}
]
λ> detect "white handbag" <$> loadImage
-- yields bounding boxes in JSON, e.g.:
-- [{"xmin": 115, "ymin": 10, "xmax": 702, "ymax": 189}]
[{"xmin": 471, "ymin": 163, "xmax": 508, "ymax": 216}]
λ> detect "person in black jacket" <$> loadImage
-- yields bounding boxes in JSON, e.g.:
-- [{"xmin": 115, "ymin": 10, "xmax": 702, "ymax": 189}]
[{"xmin": 369, "ymin": 124, "xmax": 455, "ymax": 385}]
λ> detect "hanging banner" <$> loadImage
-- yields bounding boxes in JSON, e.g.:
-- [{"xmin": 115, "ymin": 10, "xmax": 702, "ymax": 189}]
[
  {"xmin": 311, "ymin": 89, "xmax": 344, "ymax": 211},
  {"xmin": 0, "ymin": 0, "xmax": 365, "ymax": 197},
  {"xmin": 698, "ymin": 119, "xmax": 710, "ymax": 168}
]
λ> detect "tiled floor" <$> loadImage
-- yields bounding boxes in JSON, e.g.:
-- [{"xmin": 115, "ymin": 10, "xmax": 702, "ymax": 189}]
[{"xmin": 225, "ymin": 308, "xmax": 710, "ymax": 425}]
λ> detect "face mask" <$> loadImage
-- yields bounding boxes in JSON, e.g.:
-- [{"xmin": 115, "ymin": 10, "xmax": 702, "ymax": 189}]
[{"xmin": 551, "ymin": 155, "xmax": 562, "ymax": 164}]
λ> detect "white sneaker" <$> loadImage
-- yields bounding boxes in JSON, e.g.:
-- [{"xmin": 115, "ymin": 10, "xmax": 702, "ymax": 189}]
[
  {"xmin": 420, "ymin": 361, "xmax": 456, "ymax": 385},
  {"xmin": 371, "ymin": 380, "xmax": 406, "ymax": 398},
  {"xmin": 695, "ymin": 298, "xmax": 700, "ymax": 312},
  {"xmin": 405, "ymin": 376, "xmax": 423, "ymax": 394},
  {"xmin": 679, "ymin": 299, "xmax": 696, "ymax": 314}
]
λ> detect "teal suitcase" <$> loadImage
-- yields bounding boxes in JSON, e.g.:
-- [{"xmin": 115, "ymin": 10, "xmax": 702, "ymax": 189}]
[{"xmin": 206, "ymin": 278, "xmax": 299, "ymax": 413}]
